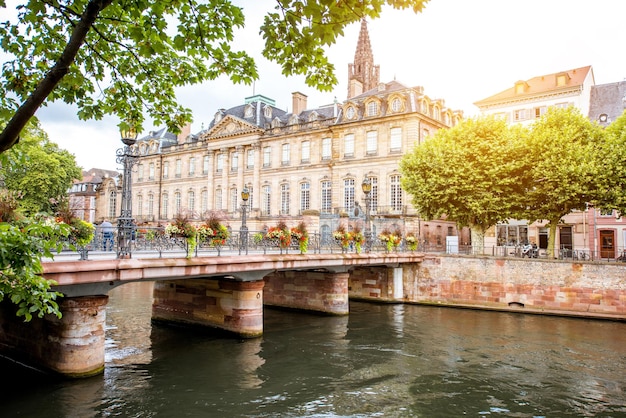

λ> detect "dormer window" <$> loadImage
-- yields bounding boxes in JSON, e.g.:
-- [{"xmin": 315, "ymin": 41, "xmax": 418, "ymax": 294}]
[
  {"xmin": 391, "ymin": 97, "xmax": 403, "ymax": 113},
  {"xmin": 366, "ymin": 101, "xmax": 379, "ymax": 117},
  {"xmin": 345, "ymin": 106, "xmax": 356, "ymax": 120},
  {"xmin": 271, "ymin": 117, "xmax": 282, "ymax": 128},
  {"xmin": 556, "ymin": 73, "xmax": 568, "ymax": 87},
  {"xmin": 515, "ymin": 82, "xmax": 528, "ymax": 94},
  {"xmin": 214, "ymin": 110, "xmax": 224, "ymax": 124},
  {"xmin": 244, "ymin": 104, "xmax": 254, "ymax": 118},
  {"xmin": 308, "ymin": 111, "xmax": 318, "ymax": 122},
  {"xmin": 288, "ymin": 114, "xmax": 299, "ymax": 125},
  {"xmin": 263, "ymin": 105, "xmax": 272, "ymax": 119}
]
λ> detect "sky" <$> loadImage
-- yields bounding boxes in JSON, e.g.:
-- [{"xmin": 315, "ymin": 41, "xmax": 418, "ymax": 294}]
[{"xmin": 26, "ymin": 0, "xmax": 626, "ymax": 172}]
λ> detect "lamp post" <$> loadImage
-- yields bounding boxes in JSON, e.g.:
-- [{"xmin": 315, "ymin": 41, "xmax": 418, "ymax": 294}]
[
  {"xmin": 361, "ymin": 177, "xmax": 372, "ymax": 253},
  {"xmin": 239, "ymin": 187, "xmax": 250, "ymax": 255},
  {"xmin": 116, "ymin": 124, "xmax": 139, "ymax": 259}
]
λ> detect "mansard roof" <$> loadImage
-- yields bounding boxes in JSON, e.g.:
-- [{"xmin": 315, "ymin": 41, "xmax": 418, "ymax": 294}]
[
  {"xmin": 206, "ymin": 100, "xmax": 288, "ymax": 131},
  {"xmin": 474, "ymin": 65, "xmax": 593, "ymax": 107},
  {"xmin": 138, "ymin": 127, "xmax": 178, "ymax": 145}
]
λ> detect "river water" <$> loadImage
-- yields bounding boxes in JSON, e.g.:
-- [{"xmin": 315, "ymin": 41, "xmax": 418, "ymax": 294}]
[{"xmin": 2, "ymin": 281, "xmax": 626, "ymax": 417}]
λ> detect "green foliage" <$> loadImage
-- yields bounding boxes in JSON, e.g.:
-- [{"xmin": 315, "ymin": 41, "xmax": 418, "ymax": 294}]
[
  {"xmin": 0, "ymin": 0, "xmax": 430, "ymax": 153},
  {"xmin": 400, "ymin": 116, "xmax": 531, "ymax": 248},
  {"xmin": 0, "ymin": 119, "xmax": 81, "ymax": 216},
  {"xmin": 523, "ymin": 107, "xmax": 605, "ymax": 254},
  {"xmin": 596, "ymin": 110, "xmax": 626, "ymax": 213},
  {"xmin": 0, "ymin": 219, "xmax": 68, "ymax": 321}
]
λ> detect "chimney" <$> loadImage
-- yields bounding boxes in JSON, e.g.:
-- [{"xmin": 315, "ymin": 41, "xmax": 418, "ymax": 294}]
[
  {"xmin": 348, "ymin": 79, "xmax": 363, "ymax": 99},
  {"xmin": 292, "ymin": 92, "xmax": 307, "ymax": 115},
  {"xmin": 177, "ymin": 122, "xmax": 192, "ymax": 144}
]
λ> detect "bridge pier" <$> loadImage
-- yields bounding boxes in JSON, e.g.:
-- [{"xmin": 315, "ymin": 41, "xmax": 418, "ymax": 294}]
[
  {"xmin": 263, "ymin": 270, "xmax": 350, "ymax": 315},
  {"xmin": 152, "ymin": 278, "xmax": 264, "ymax": 338},
  {"xmin": 0, "ymin": 295, "xmax": 108, "ymax": 378}
]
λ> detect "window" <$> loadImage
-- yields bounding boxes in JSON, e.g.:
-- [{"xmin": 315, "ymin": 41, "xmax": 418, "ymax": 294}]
[
  {"xmin": 215, "ymin": 187, "xmax": 223, "ymax": 210},
  {"xmin": 280, "ymin": 183, "xmax": 290, "ymax": 215},
  {"xmin": 496, "ymin": 224, "xmax": 528, "ymax": 246},
  {"xmin": 321, "ymin": 138, "xmax": 331, "ymax": 160},
  {"xmin": 163, "ymin": 161, "xmax": 169, "ymax": 179},
  {"xmin": 148, "ymin": 162, "xmax": 155, "ymax": 180},
  {"xmin": 230, "ymin": 187, "xmax": 238, "ymax": 212},
  {"xmin": 366, "ymin": 131, "xmax": 377, "ymax": 155},
  {"xmin": 281, "ymin": 143, "xmax": 290, "ymax": 165},
  {"xmin": 137, "ymin": 164, "xmax": 144, "ymax": 181},
  {"xmin": 137, "ymin": 195, "xmax": 143, "ymax": 217},
  {"xmin": 301, "ymin": 141, "xmax": 310, "ymax": 163},
  {"xmin": 148, "ymin": 193, "xmax": 154, "ymax": 217},
  {"xmin": 108, "ymin": 190, "xmax": 117, "ymax": 218},
  {"xmin": 534, "ymin": 106, "xmax": 547, "ymax": 118},
  {"xmin": 247, "ymin": 149, "xmax": 254, "ymax": 169},
  {"xmin": 231, "ymin": 151, "xmax": 239, "ymax": 172},
  {"xmin": 216, "ymin": 154, "xmax": 223, "ymax": 172},
  {"xmin": 433, "ymin": 107, "xmax": 440, "ymax": 121},
  {"xmin": 162, "ymin": 193, "xmax": 169, "ymax": 219},
  {"xmin": 262, "ymin": 185, "xmax": 271, "ymax": 216},
  {"xmin": 188, "ymin": 157, "xmax": 196, "ymax": 176},
  {"xmin": 555, "ymin": 102, "xmax": 570, "ymax": 109},
  {"xmin": 300, "ymin": 182, "xmax": 310, "ymax": 212},
  {"xmin": 366, "ymin": 101, "xmax": 378, "ymax": 116},
  {"xmin": 344, "ymin": 134, "xmax": 354, "ymax": 158},
  {"xmin": 246, "ymin": 186, "xmax": 254, "ymax": 209},
  {"xmin": 175, "ymin": 159, "xmax": 182, "ymax": 178},
  {"xmin": 390, "ymin": 175, "xmax": 403, "ymax": 212},
  {"xmin": 203, "ymin": 155, "xmax": 209, "ymax": 174},
  {"xmin": 200, "ymin": 189, "xmax": 208, "ymax": 214},
  {"xmin": 391, "ymin": 98, "xmax": 402, "ymax": 112},
  {"xmin": 174, "ymin": 192, "xmax": 181, "ymax": 215},
  {"xmin": 263, "ymin": 146, "xmax": 271, "ymax": 167},
  {"xmin": 390, "ymin": 127, "xmax": 402, "ymax": 151},
  {"xmin": 513, "ymin": 109, "xmax": 528, "ymax": 121},
  {"xmin": 345, "ymin": 106, "xmax": 356, "ymax": 120},
  {"xmin": 321, "ymin": 180, "xmax": 332, "ymax": 214},
  {"xmin": 343, "ymin": 178, "xmax": 355, "ymax": 211},
  {"xmin": 188, "ymin": 191, "xmax": 195, "ymax": 214},
  {"xmin": 370, "ymin": 177, "xmax": 379, "ymax": 213}
]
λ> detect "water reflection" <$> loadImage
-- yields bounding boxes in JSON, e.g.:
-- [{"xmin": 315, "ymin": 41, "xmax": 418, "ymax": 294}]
[{"xmin": 1, "ymin": 281, "xmax": 625, "ymax": 417}]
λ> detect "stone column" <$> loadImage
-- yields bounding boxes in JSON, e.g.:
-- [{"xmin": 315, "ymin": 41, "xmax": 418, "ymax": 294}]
[
  {"xmin": 263, "ymin": 270, "xmax": 349, "ymax": 315},
  {"xmin": 0, "ymin": 295, "xmax": 108, "ymax": 378},
  {"xmin": 152, "ymin": 278, "xmax": 264, "ymax": 338}
]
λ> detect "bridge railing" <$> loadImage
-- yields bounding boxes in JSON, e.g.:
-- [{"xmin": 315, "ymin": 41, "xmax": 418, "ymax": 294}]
[{"xmin": 55, "ymin": 227, "xmax": 626, "ymax": 264}]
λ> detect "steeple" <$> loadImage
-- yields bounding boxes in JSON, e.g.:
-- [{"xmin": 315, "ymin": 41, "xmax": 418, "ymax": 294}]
[{"xmin": 347, "ymin": 19, "xmax": 380, "ymax": 99}]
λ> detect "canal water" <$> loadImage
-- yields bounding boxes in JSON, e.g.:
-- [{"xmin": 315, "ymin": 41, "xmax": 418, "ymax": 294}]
[{"xmin": 2, "ymin": 281, "xmax": 626, "ymax": 417}]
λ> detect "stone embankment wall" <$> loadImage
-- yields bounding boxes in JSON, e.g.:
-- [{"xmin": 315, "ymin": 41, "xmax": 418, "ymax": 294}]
[{"xmin": 349, "ymin": 255, "xmax": 626, "ymax": 320}]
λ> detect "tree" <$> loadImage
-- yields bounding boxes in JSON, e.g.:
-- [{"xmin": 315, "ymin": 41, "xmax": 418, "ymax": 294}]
[
  {"xmin": 522, "ymin": 107, "xmax": 605, "ymax": 257},
  {"xmin": 596, "ymin": 110, "xmax": 626, "ymax": 213},
  {"xmin": 0, "ymin": 0, "xmax": 430, "ymax": 154},
  {"xmin": 0, "ymin": 119, "xmax": 82, "ymax": 216},
  {"xmin": 400, "ymin": 116, "xmax": 530, "ymax": 253}
]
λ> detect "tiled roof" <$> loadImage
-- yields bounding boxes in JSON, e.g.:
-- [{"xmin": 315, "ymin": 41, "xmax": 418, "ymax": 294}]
[{"xmin": 474, "ymin": 66, "xmax": 593, "ymax": 106}]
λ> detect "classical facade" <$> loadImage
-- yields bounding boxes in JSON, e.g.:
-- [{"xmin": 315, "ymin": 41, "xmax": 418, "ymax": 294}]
[
  {"xmin": 475, "ymin": 67, "xmax": 626, "ymax": 258},
  {"xmin": 117, "ymin": 20, "xmax": 466, "ymax": 248}
]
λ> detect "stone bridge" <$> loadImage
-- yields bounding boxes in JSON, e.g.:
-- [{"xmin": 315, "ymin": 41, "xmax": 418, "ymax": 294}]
[{"xmin": 0, "ymin": 253, "xmax": 423, "ymax": 378}]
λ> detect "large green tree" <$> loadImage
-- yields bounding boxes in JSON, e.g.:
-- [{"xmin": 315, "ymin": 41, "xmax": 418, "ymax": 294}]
[
  {"xmin": 400, "ymin": 116, "xmax": 531, "ymax": 253},
  {"xmin": 0, "ymin": 119, "xmax": 82, "ymax": 216},
  {"xmin": 0, "ymin": 0, "xmax": 430, "ymax": 154},
  {"xmin": 595, "ymin": 110, "xmax": 626, "ymax": 213},
  {"xmin": 522, "ymin": 107, "xmax": 605, "ymax": 257}
]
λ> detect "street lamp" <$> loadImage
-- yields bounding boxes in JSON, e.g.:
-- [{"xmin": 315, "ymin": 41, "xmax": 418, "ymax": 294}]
[
  {"xmin": 116, "ymin": 124, "xmax": 139, "ymax": 259},
  {"xmin": 239, "ymin": 187, "xmax": 250, "ymax": 255},
  {"xmin": 361, "ymin": 177, "xmax": 372, "ymax": 253}
]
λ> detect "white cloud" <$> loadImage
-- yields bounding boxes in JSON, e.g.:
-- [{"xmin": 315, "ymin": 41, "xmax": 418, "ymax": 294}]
[{"xmin": 34, "ymin": 0, "xmax": 626, "ymax": 171}]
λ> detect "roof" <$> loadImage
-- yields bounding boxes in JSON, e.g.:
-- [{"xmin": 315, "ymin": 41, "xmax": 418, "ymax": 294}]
[
  {"xmin": 589, "ymin": 81, "xmax": 626, "ymax": 126},
  {"xmin": 474, "ymin": 66, "xmax": 593, "ymax": 107}
]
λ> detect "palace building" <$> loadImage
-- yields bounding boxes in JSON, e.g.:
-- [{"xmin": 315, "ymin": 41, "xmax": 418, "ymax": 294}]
[{"xmin": 98, "ymin": 20, "xmax": 466, "ymax": 248}]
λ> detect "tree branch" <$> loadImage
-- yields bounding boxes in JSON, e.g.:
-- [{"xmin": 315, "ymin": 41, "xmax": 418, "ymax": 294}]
[{"xmin": 0, "ymin": 0, "xmax": 113, "ymax": 154}]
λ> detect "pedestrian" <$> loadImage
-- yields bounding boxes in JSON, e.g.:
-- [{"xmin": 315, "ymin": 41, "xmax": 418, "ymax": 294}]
[{"xmin": 101, "ymin": 219, "xmax": 114, "ymax": 251}]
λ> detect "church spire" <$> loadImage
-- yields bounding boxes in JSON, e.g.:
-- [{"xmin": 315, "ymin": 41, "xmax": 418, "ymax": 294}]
[{"xmin": 347, "ymin": 19, "xmax": 380, "ymax": 99}]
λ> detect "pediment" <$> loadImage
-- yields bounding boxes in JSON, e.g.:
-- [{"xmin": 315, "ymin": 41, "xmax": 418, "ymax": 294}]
[{"xmin": 204, "ymin": 115, "xmax": 263, "ymax": 139}]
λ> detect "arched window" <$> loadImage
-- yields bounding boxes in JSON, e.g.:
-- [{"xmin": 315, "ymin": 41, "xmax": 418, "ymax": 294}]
[
  {"xmin": 162, "ymin": 193, "xmax": 169, "ymax": 219},
  {"xmin": 280, "ymin": 183, "xmax": 290, "ymax": 215},
  {"xmin": 108, "ymin": 190, "xmax": 117, "ymax": 218},
  {"xmin": 188, "ymin": 190, "xmax": 195, "ymax": 214},
  {"xmin": 300, "ymin": 182, "xmax": 310, "ymax": 212},
  {"xmin": 390, "ymin": 175, "xmax": 403, "ymax": 213},
  {"xmin": 174, "ymin": 191, "xmax": 181, "ymax": 215}
]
